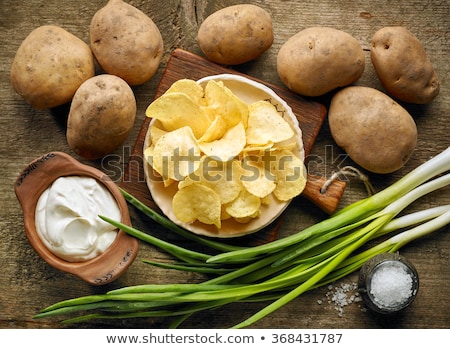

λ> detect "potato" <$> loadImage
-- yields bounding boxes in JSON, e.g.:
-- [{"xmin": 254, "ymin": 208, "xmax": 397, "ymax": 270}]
[
  {"xmin": 277, "ymin": 27, "xmax": 365, "ymax": 97},
  {"xmin": 90, "ymin": 0, "xmax": 163, "ymax": 86},
  {"xmin": 67, "ymin": 74, "xmax": 136, "ymax": 160},
  {"xmin": 197, "ymin": 4, "xmax": 273, "ymax": 65},
  {"xmin": 10, "ymin": 25, "xmax": 94, "ymax": 109},
  {"xmin": 328, "ymin": 86, "xmax": 417, "ymax": 174},
  {"xmin": 371, "ymin": 26, "xmax": 440, "ymax": 104}
]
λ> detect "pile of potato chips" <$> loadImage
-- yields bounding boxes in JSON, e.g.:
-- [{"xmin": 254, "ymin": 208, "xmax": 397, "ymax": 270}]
[{"xmin": 144, "ymin": 78, "xmax": 306, "ymax": 229}]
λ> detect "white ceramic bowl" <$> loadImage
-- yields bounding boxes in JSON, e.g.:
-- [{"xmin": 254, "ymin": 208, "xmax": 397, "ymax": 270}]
[{"xmin": 144, "ymin": 74, "xmax": 304, "ymax": 238}]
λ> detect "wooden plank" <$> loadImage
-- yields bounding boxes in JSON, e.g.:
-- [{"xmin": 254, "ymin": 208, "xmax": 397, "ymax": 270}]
[{"xmin": 3, "ymin": 0, "xmax": 449, "ymax": 330}]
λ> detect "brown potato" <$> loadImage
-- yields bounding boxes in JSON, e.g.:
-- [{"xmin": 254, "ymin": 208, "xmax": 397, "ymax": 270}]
[
  {"xmin": 371, "ymin": 26, "xmax": 440, "ymax": 104},
  {"xmin": 10, "ymin": 25, "xmax": 94, "ymax": 109},
  {"xmin": 328, "ymin": 86, "xmax": 417, "ymax": 174},
  {"xmin": 197, "ymin": 4, "xmax": 273, "ymax": 65},
  {"xmin": 90, "ymin": 0, "xmax": 163, "ymax": 86},
  {"xmin": 277, "ymin": 27, "xmax": 365, "ymax": 97},
  {"xmin": 66, "ymin": 74, "xmax": 136, "ymax": 160}
]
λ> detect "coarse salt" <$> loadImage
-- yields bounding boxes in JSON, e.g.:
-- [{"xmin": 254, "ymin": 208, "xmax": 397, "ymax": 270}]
[
  {"xmin": 317, "ymin": 282, "xmax": 363, "ymax": 317},
  {"xmin": 369, "ymin": 262, "xmax": 413, "ymax": 308}
]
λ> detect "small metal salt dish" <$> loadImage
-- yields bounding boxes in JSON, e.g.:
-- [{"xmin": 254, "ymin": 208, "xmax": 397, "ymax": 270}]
[
  {"xmin": 358, "ymin": 252, "xmax": 419, "ymax": 314},
  {"xmin": 14, "ymin": 151, "xmax": 139, "ymax": 285}
]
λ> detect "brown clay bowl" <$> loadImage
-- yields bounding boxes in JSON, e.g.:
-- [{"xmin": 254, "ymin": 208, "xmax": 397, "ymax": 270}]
[{"xmin": 14, "ymin": 151, "xmax": 139, "ymax": 285}]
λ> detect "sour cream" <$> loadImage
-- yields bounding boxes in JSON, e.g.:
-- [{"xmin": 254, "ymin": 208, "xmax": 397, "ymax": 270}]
[{"xmin": 35, "ymin": 176, "xmax": 121, "ymax": 262}]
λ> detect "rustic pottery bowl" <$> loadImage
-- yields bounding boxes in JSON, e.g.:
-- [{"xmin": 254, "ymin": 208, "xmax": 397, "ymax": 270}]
[
  {"xmin": 143, "ymin": 74, "xmax": 304, "ymax": 238},
  {"xmin": 14, "ymin": 151, "xmax": 138, "ymax": 285}
]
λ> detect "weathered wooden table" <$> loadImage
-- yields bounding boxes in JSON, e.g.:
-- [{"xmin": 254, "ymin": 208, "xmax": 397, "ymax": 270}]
[{"xmin": 1, "ymin": 0, "xmax": 449, "ymax": 329}]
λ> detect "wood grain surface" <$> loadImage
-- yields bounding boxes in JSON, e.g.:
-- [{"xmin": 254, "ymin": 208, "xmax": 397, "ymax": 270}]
[{"xmin": 1, "ymin": 0, "xmax": 449, "ymax": 329}]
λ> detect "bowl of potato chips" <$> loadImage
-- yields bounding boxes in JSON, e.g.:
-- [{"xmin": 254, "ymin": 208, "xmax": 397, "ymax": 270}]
[{"xmin": 143, "ymin": 74, "xmax": 306, "ymax": 238}]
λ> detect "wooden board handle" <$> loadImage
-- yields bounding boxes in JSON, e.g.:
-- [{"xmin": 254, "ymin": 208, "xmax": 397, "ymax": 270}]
[{"xmin": 302, "ymin": 174, "xmax": 346, "ymax": 214}]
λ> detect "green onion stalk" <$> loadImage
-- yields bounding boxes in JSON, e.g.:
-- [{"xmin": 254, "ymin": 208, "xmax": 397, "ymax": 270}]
[{"xmin": 35, "ymin": 147, "xmax": 450, "ymax": 328}]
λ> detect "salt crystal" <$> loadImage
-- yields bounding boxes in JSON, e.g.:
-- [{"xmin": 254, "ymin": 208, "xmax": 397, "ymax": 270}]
[
  {"xmin": 369, "ymin": 263, "xmax": 413, "ymax": 308},
  {"xmin": 319, "ymin": 282, "xmax": 361, "ymax": 316}
]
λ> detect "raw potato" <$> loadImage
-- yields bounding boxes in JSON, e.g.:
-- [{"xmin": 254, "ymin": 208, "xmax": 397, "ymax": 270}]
[
  {"xmin": 197, "ymin": 4, "xmax": 273, "ymax": 65},
  {"xmin": 277, "ymin": 27, "xmax": 365, "ymax": 97},
  {"xmin": 67, "ymin": 75, "xmax": 136, "ymax": 160},
  {"xmin": 371, "ymin": 26, "xmax": 440, "ymax": 104},
  {"xmin": 328, "ymin": 86, "xmax": 417, "ymax": 174},
  {"xmin": 10, "ymin": 25, "xmax": 94, "ymax": 109},
  {"xmin": 90, "ymin": 0, "xmax": 163, "ymax": 86}
]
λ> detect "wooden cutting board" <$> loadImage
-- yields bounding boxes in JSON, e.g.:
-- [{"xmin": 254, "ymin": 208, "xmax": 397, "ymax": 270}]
[{"xmin": 120, "ymin": 49, "xmax": 345, "ymax": 242}]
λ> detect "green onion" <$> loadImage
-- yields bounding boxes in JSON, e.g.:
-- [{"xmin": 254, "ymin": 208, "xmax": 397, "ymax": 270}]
[
  {"xmin": 208, "ymin": 148, "xmax": 450, "ymax": 264},
  {"xmin": 118, "ymin": 187, "xmax": 244, "ymax": 253},
  {"xmin": 35, "ymin": 147, "xmax": 450, "ymax": 328},
  {"xmin": 142, "ymin": 259, "xmax": 234, "ymax": 274},
  {"xmin": 99, "ymin": 214, "xmax": 213, "ymax": 264}
]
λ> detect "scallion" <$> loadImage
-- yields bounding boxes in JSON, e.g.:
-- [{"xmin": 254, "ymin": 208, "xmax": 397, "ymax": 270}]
[{"xmin": 35, "ymin": 147, "xmax": 450, "ymax": 328}]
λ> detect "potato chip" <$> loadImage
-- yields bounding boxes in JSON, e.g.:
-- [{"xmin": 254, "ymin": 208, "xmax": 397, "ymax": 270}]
[
  {"xmin": 242, "ymin": 142, "xmax": 274, "ymax": 156},
  {"xmin": 172, "ymin": 183, "xmax": 222, "ymax": 229},
  {"xmin": 220, "ymin": 205, "xmax": 232, "ymax": 221},
  {"xmin": 144, "ymin": 123, "xmax": 169, "ymax": 172},
  {"xmin": 146, "ymin": 92, "xmax": 211, "ymax": 138},
  {"xmin": 164, "ymin": 79, "xmax": 204, "ymax": 105},
  {"xmin": 151, "ymin": 126, "xmax": 201, "ymax": 182},
  {"xmin": 180, "ymin": 158, "xmax": 242, "ymax": 204},
  {"xmin": 144, "ymin": 143, "xmax": 155, "ymax": 164},
  {"xmin": 246, "ymin": 100, "xmax": 294, "ymax": 145},
  {"xmin": 240, "ymin": 159, "xmax": 276, "ymax": 198},
  {"xmin": 198, "ymin": 115, "xmax": 228, "ymax": 143},
  {"xmin": 234, "ymin": 210, "xmax": 261, "ymax": 224},
  {"xmin": 260, "ymin": 195, "xmax": 271, "ymax": 205},
  {"xmin": 203, "ymin": 80, "xmax": 249, "ymax": 128},
  {"xmin": 270, "ymin": 149, "xmax": 307, "ymax": 201},
  {"xmin": 272, "ymin": 140, "xmax": 297, "ymax": 152},
  {"xmin": 225, "ymin": 188, "xmax": 261, "ymax": 219},
  {"xmin": 199, "ymin": 122, "xmax": 246, "ymax": 161},
  {"xmin": 149, "ymin": 123, "xmax": 167, "ymax": 144}
]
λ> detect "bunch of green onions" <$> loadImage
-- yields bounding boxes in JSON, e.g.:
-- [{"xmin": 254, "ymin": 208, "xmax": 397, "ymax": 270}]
[{"xmin": 35, "ymin": 147, "xmax": 450, "ymax": 328}]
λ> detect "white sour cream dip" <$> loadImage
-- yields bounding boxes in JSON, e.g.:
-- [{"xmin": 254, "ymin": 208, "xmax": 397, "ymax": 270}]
[{"xmin": 35, "ymin": 176, "xmax": 121, "ymax": 262}]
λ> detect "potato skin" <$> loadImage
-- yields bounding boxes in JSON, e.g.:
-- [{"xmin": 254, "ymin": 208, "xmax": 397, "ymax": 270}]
[
  {"xmin": 10, "ymin": 25, "xmax": 94, "ymax": 109},
  {"xmin": 90, "ymin": 0, "xmax": 163, "ymax": 86},
  {"xmin": 329, "ymin": 86, "xmax": 417, "ymax": 174},
  {"xmin": 277, "ymin": 27, "xmax": 365, "ymax": 97},
  {"xmin": 67, "ymin": 75, "xmax": 136, "ymax": 160},
  {"xmin": 371, "ymin": 26, "xmax": 440, "ymax": 104},
  {"xmin": 197, "ymin": 4, "xmax": 273, "ymax": 65}
]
